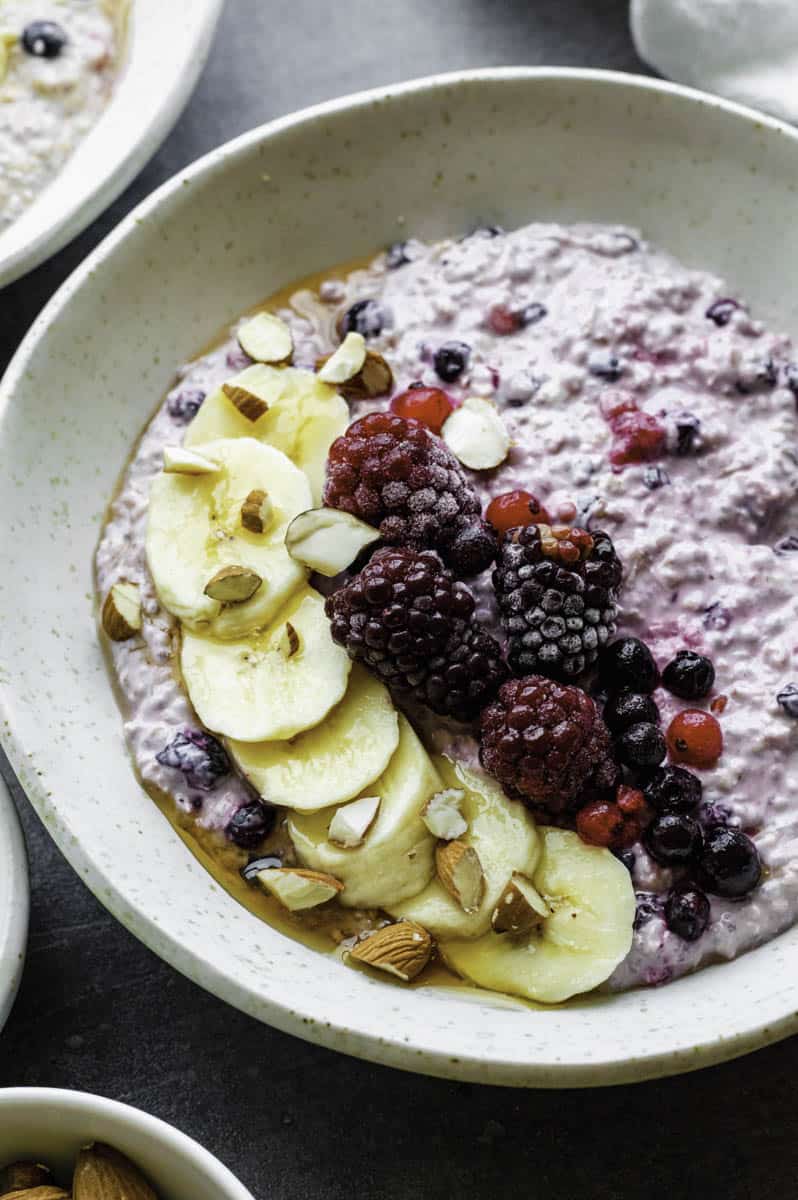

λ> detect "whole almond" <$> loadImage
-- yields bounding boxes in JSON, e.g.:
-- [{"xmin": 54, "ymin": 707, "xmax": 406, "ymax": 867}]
[
  {"xmin": 73, "ymin": 1143, "xmax": 157, "ymax": 1200},
  {"xmin": 203, "ymin": 564, "xmax": 262, "ymax": 604},
  {"xmin": 1, "ymin": 1162, "xmax": 53, "ymax": 1193},
  {"xmin": 435, "ymin": 840, "xmax": 485, "ymax": 913},
  {"xmin": 348, "ymin": 921, "xmax": 433, "ymax": 982},
  {"xmin": 3, "ymin": 1189, "xmax": 69, "ymax": 1200}
]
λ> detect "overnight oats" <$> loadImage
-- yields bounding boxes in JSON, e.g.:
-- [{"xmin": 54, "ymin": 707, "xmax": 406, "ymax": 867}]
[
  {"xmin": 96, "ymin": 221, "xmax": 798, "ymax": 1004},
  {"xmin": 0, "ymin": 1, "xmax": 128, "ymax": 231}
]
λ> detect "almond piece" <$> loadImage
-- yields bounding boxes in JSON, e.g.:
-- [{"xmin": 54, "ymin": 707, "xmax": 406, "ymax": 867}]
[
  {"xmin": 101, "ymin": 580, "xmax": 142, "ymax": 642},
  {"xmin": 237, "ymin": 311, "xmax": 293, "ymax": 364},
  {"xmin": 435, "ymin": 840, "xmax": 485, "ymax": 913},
  {"xmin": 441, "ymin": 396, "xmax": 510, "ymax": 470},
  {"xmin": 4, "ymin": 1188, "xmax": 70, "ymax": 1199},
  {"xmin": 73, "ymin": 1143, "xmax": 157, "ymax": 1200},
  {"xmin": 240, "ymin": 488, "xmax": 273, "ymax": 534},
  {"xmin": 328, "ymin": 794, "xmax": 381, "ymax": 847},
  {"xmin": 348, "ymin": 921, "xmax": 433, "ymax": 981},
  {"xmin": 278, "ymin": 621, "xmax": 300, "ymax": 658},
  {"xmin": 222, "ymin": 381, "xmax": 269, "ymax": 422},
  {"xmin": 285, "ymin": 507, "xmax": 380, "ymax": 576},
  {"xmin": 317, "ymin": 346, "xmax": 393, "ymax": 400},
  {"xmin": 162, "ymin": 446, "xmax": 219, "ymax": 475},
  {"xmin": 1, "ymin": 1162, "xmax": 53, "ymax": 1194},
  {"xmin": 203, "ymin": 565, "xmax": 262, "ymax": 604},
  {"xmin": 316, "ymin": 331, "xmax": 367, "ymax": 383},
  {"xmin": 421, "ymin": 789, "xmax": 467, "ymax": 841},
  {"xmin": 256, "ymin": 867, "xmax": 344, "ymax": 911},
  {"xmin": 491, "ymin": 872, "xmax": 551, "ymax": 935}
]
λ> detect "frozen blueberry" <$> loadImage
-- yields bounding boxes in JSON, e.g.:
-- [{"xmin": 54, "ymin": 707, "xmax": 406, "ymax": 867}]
[
  {"xmin": 464, "ymin": 224, "xmax": 505, "ymax": 240},
  {"xmin": 241, "ymin": 854, "xmax": 283, "ymax": 880},
  {"xmin": 385, "ymin": 241, "xmax": 411, "ymax": 269},
  {"xmin": 156, "ymin": 729, "xmax": 229, "ymax": 791},
  {"xmin": 705, "ymin": 298, "xmax": 741, "ymax": 327},
  {"xmin": 227, "ymin": 802, "xmax": 275, "ymax": 849},
  {"xmin": 339, "ymin": 299, "xmax": 389, "ymax": 339},
  {"xmin": 662, "ymin": 650, "xmax": 715, "ymax": 700},
  {"xmin": 167, "ymin": 387, "xmax": 206, "ymax": 423},
  {"xmin": 433, "ymin": 341, "xmax": 471, "ymax": 383},
  {"xmin": 777, "ymin": 683, "xmax": 798, "ymax": 718},
  {"xmin": 736, "ymin": 357, "xmax": 778, "ymax": 394},
  {"xmin": 703, "ymin": 602, "xmax": 732, "ymax": 630},
  {"xmin": 672, "ymin": 412, "xmax": 702, "ymax": 455},
  {"xmin": 518, "ymin": 302, "xmax": 547, "ymax": 327},
  {"xmin": 775, "ymin": 534, "xmax": 798, "ymax": 555},
  {"xmin": 588, "ymin": 352, "xmax": 624, "ymax": 382},
  {"xmin": 22, "ymin": 19, "xmax": 67, "ymax": 57},
  {"xmin": 697, "ymin": 826, "xmax": 761, "ymax": 898},
  {"xmin": 644, "ymin": 813, "xmax": 703, "ymax": 866},
  {"xmin": 617, "ymin": 721, "xmax": 667, "ymax": 770},
  {"xmin": 603, "ymin": 691, "xmax": 660, "ymax": 734},
  {"xmin": 643, "ymin": 465, "xmax": 671, "ymax": 490},
  {"xmin": 633, "ymin": 892, "xmax": 663, "ymax": 930},
  {"xmin": 785, "ymin": 364, "xmax": 798, "ymax": 397},
  {"xmin": 664, "ymin": 886, "xmax": 710, "ymax": 942},
  {"xmin": 598, "ymin": 637, "xmax": 660, "ymax": 694},
  {"xmin": 644, "ymin": 765, "xmax": 702, "ymax": 814}
]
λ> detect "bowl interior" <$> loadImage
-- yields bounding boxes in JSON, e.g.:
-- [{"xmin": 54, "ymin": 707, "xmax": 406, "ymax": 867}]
[
  {"xmin": 0, "ymin": 0, "xmax": 224, "ymax": 286},
  {"xmin": 1, "ymin": 69, "xmax": 797, "ymax": 1085},
  {"xmin": 0, "ymin": 1090, "xmax": 252, "ymax": 1199}
]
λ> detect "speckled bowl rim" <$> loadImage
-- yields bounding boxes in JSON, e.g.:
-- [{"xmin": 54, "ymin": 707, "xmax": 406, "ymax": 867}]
[
  {"xmin": 0, "ymin": 1088, "xmax": 255, "ymax": 1198},
  {"xmin": 0, "ymin": 774, "xmax": 28, "ymax": 1035},
  {"xmin": 3, "ymin": 67, "xmax": 798, "ymax": 1087},
  {"xmin": 0, "ymin": 0, "xmax": 226, "ymax": 288}
]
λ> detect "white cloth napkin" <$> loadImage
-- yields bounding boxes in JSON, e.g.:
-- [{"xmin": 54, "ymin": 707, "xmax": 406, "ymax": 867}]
[{"xmin": 631, "ymin": 0, "xmax": 798, "ymax": 124}]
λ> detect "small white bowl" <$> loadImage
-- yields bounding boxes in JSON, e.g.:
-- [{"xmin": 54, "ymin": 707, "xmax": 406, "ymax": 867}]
[
  {"xmin": 0, "ymin": 1088, "xmax": 254, "ymax": 1200},
  {"xmin": 2, "ymin": 69, "xmax": 798, "ymax": 1086},
  {"xmin": 0, "ymin": 0, "xmax": 225, "ymax": 287},
  {"xmin": 0, "ymin": 775, "xmax": 28, "ymax": 1035}
]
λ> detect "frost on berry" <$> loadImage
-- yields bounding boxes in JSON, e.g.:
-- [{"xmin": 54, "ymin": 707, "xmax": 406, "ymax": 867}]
[{"xmin": 156, "ymin": 729, "xmax": 230, "ymax": 791}]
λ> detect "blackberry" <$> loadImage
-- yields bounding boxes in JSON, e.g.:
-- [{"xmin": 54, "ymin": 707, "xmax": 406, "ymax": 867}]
[
  {"xmin": 493, "ymin": 524, "xmax": 622, "ymax": 681},
  {"xmin": 480, "ymin": 675, "xmax": 619, "ymax": 817},
  {"xmin": 325, "ymin": 547, "xmax": 507, "ymax": 722},
  {"xmin": 156, "ymin": 729, "xmax": 229, "ymax": 791},
  {"xmin": 324, "ymin": 412, "xmax": 497, "ymax": 575}
]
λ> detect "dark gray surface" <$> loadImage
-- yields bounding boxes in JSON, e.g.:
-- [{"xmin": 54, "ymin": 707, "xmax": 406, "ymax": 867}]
[{"xmin": 0, "ymin": 2, "xmax": 793, "ymax": 1196}]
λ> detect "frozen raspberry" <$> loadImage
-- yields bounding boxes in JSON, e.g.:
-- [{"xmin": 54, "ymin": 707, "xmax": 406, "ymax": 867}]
[
  {"xmin": 324, "ymin": 412, "xmax": 496, "ymax": 575},
  {"xmin": 479, "ymin": 675, "xmax": 619, "ymax": 817},
  {"xmin": 493, "ymin": 524, "xmax": 622, "ymax": 681},
  {"xmin": 325, "ymin": 547, "xmax": 507, "ymax": 722},
  {"xmin": 609, "ymin": 411, "xmax": 667, "ymax": 469}
]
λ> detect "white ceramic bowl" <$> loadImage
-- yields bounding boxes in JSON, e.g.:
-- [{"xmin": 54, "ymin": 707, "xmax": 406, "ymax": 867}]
[
  {"xmin": 0, "ymin": 1088, "xmax": 254, "ymax": 1199},
  {"xmin": 0, "ymin": 0, "xmax": 225, "ymax": 288},
  {"xmin": 1, "ymin": 69, "xmax": 798, "ymax": 1087},
  {"xmin": 0, "ymin": 775, "xmax": 28, "ymax": 1034}
]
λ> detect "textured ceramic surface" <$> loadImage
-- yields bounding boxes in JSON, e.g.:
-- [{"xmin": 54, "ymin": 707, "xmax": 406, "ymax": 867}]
[
  {"xmin": 0, "ymin": 1088, "xmax": 254, "ymax": 1198},
  {"xmin": 0, "ymin": 776, "xmax": 27, "ymax": 1035},
  {"xmin": 1, "ymin": 69, "xmax": 798, "ymax": 1087},
  {"xmin": 0, "ymin": 0, "xmax": 225, "ymax": 288}
]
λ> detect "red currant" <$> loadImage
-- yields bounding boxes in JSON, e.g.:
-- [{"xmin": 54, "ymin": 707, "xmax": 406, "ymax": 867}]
[
  {"xmin": 667, "ymin": 710, "xmax": 723, "ymax": 768},
  {"xmin": 486, "ymin": 490, "xmax": 550, "ymax": 535},
  {"xmin": 577, "ymin": 786, "xmax": 650, "ymax": 850},
  {"xmin": 390, "ymin": 386, "xmax": 454, "ymax": 434},
  {"xmin": 487, "ymin": 304, "xmax": 522, "ymax": 336}
]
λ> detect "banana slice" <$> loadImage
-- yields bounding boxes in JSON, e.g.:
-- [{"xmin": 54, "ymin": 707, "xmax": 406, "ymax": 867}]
[
  {"xmin": 388, "ymin": 759, "xmax": 539, "ymax": 939},
  {"xmin": 185, "ymin": 364, "xmax": 349, "ymax": 503},
  {"xmin": 180, "ymin": 587, "xmax": 351, "ymax": 742},
  {"xmin": 146, "ymin": 436, "xmax": 311, "ymax": 638},
  {"xmin": 288, "ymin": 716, "xmax": 440, "ymax": 908},
  {"xmin": 440, "ymin": 827, "xmax": 635, "ymax": 1004},
  {"xmin": 228, "ymin": 663, "xmax": 400, "ymax": 811}
]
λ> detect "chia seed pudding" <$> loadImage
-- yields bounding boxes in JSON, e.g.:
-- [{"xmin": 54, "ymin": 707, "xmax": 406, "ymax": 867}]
[
  {"xmin": 96, "ymin": 221, "xmax": 798, "ymax": 1000},
  {"xmin": 0, "ymin": 1, "xmax": 128, "ymax": 231}
]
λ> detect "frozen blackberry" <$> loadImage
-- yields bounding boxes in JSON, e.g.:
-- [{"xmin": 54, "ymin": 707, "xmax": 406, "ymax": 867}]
[
  {"xmin": 156, "ymin": 729, "xmax": 229, "ymax": 791},
  {"xmin": 325, "ymin": 547, "xmax": 507, "ymax": 722},
  {"xmin": 480, "ymin": 675, "xmax": 619, "ymax": 817},
  {"xmin": 324, "ymin": 412, "xmax": 497, "ymax": 575},
  {"xmin": 493, "ymin": 524, "xmax": 622, "ymax": 681}
]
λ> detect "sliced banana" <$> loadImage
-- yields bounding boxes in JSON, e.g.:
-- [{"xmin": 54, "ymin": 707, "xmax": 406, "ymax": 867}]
[
  {"xmin": 146, "ymin": 437, "xmax": 311, "ymax": 638},
  {"xmin": 440, "ymin": 827, "xmax": 635, "ymax": 1004},
  {"xmin": 228, "ymin": 663, "xmax": 400, "ymax": 811},
  {"xmin": 288, "ymin": 716, "xmax": 440, "ymax": 908},
  {"xmin": 180, "ymin": 587, "xmax": 351, "ymax": 742},
  {"xmin": 389, "ymin": 759, "xmax": 539, "ymax": 939},
  {"xmin": 185, "ymin": 364, "xmax": 349, "ymax": 503}
]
